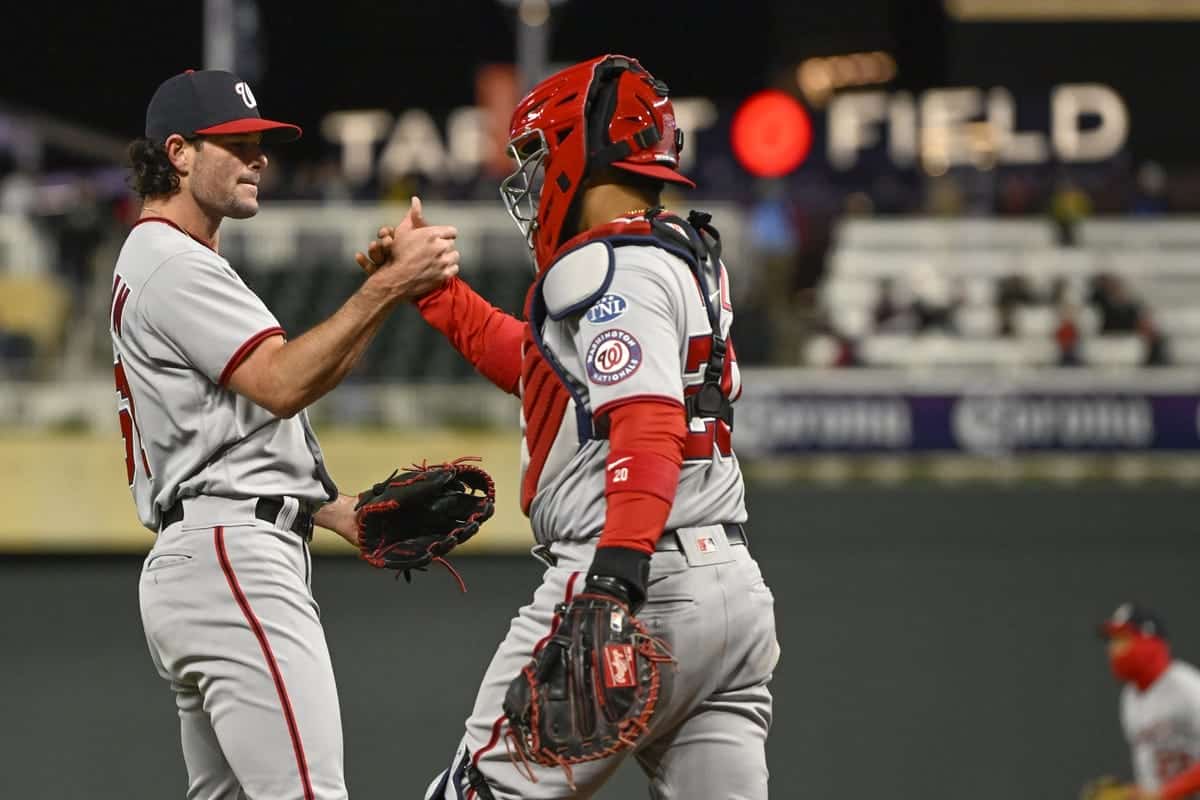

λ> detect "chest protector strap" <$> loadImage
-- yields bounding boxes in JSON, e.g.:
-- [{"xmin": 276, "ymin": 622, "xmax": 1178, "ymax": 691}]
[{"xmin": 645, "ymin": 207, "xmax": 733, "ymax": 429}]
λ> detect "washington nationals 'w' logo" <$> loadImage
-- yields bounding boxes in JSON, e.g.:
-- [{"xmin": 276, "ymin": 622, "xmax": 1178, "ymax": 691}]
[{"xmin": 234, "ymin": 81, "xmax": 257, "ymax": 108}]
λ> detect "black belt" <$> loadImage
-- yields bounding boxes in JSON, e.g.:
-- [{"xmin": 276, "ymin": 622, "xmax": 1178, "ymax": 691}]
[
  {"xmin": 160, "ymin": 497, "xmax": 315, "ymax": 541},
  {"xmin": 655, "ymin": 523, "xmax": 747, "ymax": 552}
]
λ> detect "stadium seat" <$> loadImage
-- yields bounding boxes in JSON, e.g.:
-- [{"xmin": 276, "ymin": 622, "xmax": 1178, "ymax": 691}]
[
  {"xmin": 1012, "ymin": 306, "xmax": 1058, "ymax": 338},
  {"xmin": 961, "ymin": 277, "xmax": 996, "ymax": 306},
  {"xmin": 1079, "ymin": 336, "xmax": 1146, "ymax": 367},
  {"xmin": 1075, "ymin": 305, "xmax": 1101, "ymax": 335},
  {"xmin": 821, "ymin": 279, "xmax": 879, "ymax": 311},
  {"xmin": 953, "ymin": 305, "xmax": 1001, "ymax": 338},
  {"xmin": 1077, "ymin": 219, "xmax": 1200, "ymax": 250},
  {"xmin": 803, "ymin": 334, "xmax": 841, "ymax": 367},
  {"xmin": 1165, "ymin": 337, "xmax": 1200, "ymax": 365},
  {"xmin": 1022, "ymin": 247, "xmax": 1095, "ymax": 279},
  {"xmin": 835, "ymin": 218, "xmax": 1056, "ymax": 250},
  {"xmin": 1153, "ymin": 307, "xmax": 1200, "ymax": 337},
  {"xmin": 830, "ymin": 306, "xmax": 873, "ymax": 339}
]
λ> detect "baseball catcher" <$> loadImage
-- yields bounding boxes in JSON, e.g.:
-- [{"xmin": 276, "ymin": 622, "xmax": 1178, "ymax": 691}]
[
  {"xmin": 397, "ymin": 53, "xmax": 779, "ymax": 800},
  {"xmin": 354, "ymin": 457, "xmax": 495, "ymax": 583}
]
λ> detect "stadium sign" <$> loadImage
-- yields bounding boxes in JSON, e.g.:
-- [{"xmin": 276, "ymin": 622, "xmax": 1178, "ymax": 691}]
[
  {"xmin": 320, "ymin": 98, "xmax": 717, "ymax": 184},
  {"xmin": 319, "ymin": 83, "xmax": 1128, "ymax": 182},
  {"xmin": 827, "ymin": 83, "xmax": 1129, "ymax": 171},
  {"xmin": 734, "ymin": 384, "xmax": 1199, "ymax": 455}
]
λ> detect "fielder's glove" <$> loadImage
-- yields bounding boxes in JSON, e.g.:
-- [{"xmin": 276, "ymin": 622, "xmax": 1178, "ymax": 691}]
[
  {"xmin": 501, "ymin": 548, "xmax": 674, "ymax": 788},
  {"xmin": 354, "ymin": 457, "xmax": 495, "ymax": 583},
  {"xmin": 1080, "ymin": 776, "xmax": 1136, "ymax": 800}
]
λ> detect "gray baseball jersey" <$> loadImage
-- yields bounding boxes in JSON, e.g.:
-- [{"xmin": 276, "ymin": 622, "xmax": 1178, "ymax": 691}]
[
  {"xmin": 426, "ymin": 217, "xmax": 778, "ymax": 800},
  {"xmin": 1121, "ymin": 661, "xmax": 1200, "ymax": 791},
  {"xmin": 111, "ymin": 217, "xmax": 333, "ymax": 531},
  {"xmin": 113, "ymin": 216, "xmax": 346, "ymax": 799},
  {"xmin": 521, "ymin": 237, "xmax": 746, "ymax": 545}
]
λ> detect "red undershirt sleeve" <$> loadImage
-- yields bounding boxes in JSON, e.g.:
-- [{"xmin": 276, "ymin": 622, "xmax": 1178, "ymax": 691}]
[
  {"xmin": 415, "ymin": 277, "xmax": 523, "ymax": 395},
  {"xmin": 595, "ymin": 398, "xmax": 687, "ymax": 555},
  {"xmin": 1161, "ymin": 762, "xmax": 1200, "ymax": 800}
]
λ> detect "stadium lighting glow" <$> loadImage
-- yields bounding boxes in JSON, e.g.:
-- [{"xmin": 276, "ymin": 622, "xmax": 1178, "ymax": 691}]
[{"xmin": 730, "ymin": 90, "xmax": 813, "ymax": 178}]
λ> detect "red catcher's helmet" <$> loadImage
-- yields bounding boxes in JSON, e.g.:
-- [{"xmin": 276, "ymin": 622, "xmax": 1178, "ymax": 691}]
[{"xmin": 500, "ymin": 54, "xmax": 694, "ymax": 271}]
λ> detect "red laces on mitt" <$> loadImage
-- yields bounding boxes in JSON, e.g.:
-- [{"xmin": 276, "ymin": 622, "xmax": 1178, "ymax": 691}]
[
  {"xmin": 501, "ymin": 590, "xmax": 675, "ymax": 790},
  {"xmin": 354, "ymin": 456, "xmax": 495, "ymax": 590}
]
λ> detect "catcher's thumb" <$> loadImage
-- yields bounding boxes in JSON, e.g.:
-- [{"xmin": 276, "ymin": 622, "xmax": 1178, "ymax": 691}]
[{"xmin": 535, "ymin": 637, "xmax": 568, "ymax": 682}]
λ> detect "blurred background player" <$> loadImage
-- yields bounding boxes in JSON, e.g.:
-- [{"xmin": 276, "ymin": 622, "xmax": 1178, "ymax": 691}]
[{"xmin": 1089, "ymin": 603, "xmax": 1200, "ymax": 800}]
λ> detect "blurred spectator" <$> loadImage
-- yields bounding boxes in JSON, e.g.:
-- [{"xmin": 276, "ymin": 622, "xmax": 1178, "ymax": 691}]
[
  {"xmin": 1131, "ymin": 161, "xmax": 1168, "ymax": 215},
  {"xmin": 747, "ymin": 179, "xmax": 807, "ymax": 364},
  {"xmin": 1054, "ymin": 303, "xmax": 1083, "ymax": 366},
  {"xmin": 925, "ymin": 175, "xmax": 966, "ymax": 216},
  {"xmin": 1090, "ymin": 273, "xmax": 1143, "ymax": 334},
  {"xmin": 1088, "ymin": 274, "xmax": 1170, "ymax": 367},
  {"xmin": 996, "ymin": 274, "xmax": 1039, "ymax": 336},
  {"xmin": 42, "ymin": 180, "xmax": 108, "ymax": 294},
  {"xmin": 1050, "ymin": 174, "xmax": 1092, "ymax": 245},
  {"xmin": 0, "ymin": 326, "xmax": 35, "ymax": 378},
  {"xmin": 873, "ymin": 276, "xmax": 908, "ymax": 332},
  {"xmin": 910, "ymin": 262, "xmax": 955, "ymax": 332},
  {"xmin": 997, "ymin": 171, "xmax": 1039, "ymax": 215}
]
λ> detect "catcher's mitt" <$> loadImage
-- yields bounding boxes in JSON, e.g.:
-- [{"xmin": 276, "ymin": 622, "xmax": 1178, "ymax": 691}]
[
  {"xmin": 353, "ymin": 457, "xmax": 494, "ymax": 584},
  {"xmin": 501, "ymin": 587, "xmax": 674, "ymax": 789}
]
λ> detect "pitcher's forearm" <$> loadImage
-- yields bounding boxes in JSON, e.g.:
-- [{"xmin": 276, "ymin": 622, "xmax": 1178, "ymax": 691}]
[{"xmin": 264, "ymin": 286, "xmax": 395, "ymax": 415}]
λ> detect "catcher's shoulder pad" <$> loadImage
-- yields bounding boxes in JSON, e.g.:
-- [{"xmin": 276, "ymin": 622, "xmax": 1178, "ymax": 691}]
[{"xmin": 542, "ymin": 240, "xmax": 615, "ymax": 321}]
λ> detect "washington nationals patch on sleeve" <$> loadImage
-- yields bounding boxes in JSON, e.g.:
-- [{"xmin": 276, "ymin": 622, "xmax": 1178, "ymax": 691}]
[{"xmin": 585, "ymin": 329, "xmax": 642, "ymax": 385}]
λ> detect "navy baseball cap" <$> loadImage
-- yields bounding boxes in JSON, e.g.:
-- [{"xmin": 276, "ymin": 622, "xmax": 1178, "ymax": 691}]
[
  {"xmin": 145, "ymin": 69, "xmax": 301, "ymax": 144},
  {"xmin": 1097, "ymin": 602, "xmax": 1168, "ymax": 640}
]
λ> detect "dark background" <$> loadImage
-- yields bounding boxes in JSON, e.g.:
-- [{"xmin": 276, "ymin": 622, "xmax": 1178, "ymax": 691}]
[
  {"xmin": 4, "ymin": 483, "xmax": 1194, "ymax": 799},
  {"xmin": 2, "ymin": 1, "xmax": 1198, "ymax": 166}
]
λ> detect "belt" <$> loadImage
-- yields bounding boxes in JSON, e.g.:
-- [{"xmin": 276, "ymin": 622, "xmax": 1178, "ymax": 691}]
[
  {"xmin": 159, "ymin": 497, "xmax": 315, "ymax": 541},
  {"xmin": 655, "ymin": 523, "xmax": 747, "ymax": 552}
]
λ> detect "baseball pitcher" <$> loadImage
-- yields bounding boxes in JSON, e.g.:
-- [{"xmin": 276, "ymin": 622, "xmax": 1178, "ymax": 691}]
[{"xmin": 113, "ymin": 69, "xmax": 487, "ymax": 799}]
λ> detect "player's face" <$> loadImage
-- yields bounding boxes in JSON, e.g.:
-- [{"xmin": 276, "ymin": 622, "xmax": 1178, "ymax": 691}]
[
  {"xmin": 1107, "ymin": 632, "xmax": 1133, "ymax": 659},
  {"xmin": 190, "ymin": 133, "xmax": 268, "ymax": 220}
]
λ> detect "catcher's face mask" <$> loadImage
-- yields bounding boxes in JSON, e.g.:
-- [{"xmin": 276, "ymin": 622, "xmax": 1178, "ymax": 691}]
[
  {"xmin": 499, "ymin": 128, "xmax": 548, "ymax": 272},
  {"xmin": 501, "ymin": 54, "xmax": 692, "ymax": 273}
]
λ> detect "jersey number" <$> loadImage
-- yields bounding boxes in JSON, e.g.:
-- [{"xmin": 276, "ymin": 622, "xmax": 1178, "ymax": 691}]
[
  {"xmin": 114, "ymin": 356, "xmax": 151, "ymax": 486},
  {"xmin": 682, "ymin": 336, "xmax": 735, "ymax": 461}
]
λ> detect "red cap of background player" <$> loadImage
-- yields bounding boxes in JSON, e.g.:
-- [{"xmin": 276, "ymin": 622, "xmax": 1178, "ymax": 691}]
[
  {"xmin": 144, "ymin": 69, "xmax": 302, "ymax": 144},
  {"xmin": 1097, "ymin": 602, "xmax": 1168, "ymax": 640}
]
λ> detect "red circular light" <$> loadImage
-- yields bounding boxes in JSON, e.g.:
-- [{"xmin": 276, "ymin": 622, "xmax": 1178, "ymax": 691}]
[{"xmin": 730, "ymin": 90, "xmax": 812, "ymax": 178}]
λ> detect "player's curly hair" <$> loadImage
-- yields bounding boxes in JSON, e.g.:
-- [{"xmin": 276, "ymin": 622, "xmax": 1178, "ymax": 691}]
[{"xmin": 126, "ymin": 136, "xmax": 201, "ymax": 199}]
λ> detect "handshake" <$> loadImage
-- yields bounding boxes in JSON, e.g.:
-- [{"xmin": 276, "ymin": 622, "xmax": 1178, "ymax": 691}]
[{"xmin": 353, "ymin": 196, "xmax": 460, "ymax": 301}]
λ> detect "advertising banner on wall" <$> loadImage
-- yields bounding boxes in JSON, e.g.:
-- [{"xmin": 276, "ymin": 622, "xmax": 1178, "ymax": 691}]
[{"xmin": 734, "ymin": 370, "xmax": 1200, "ymax": 456}]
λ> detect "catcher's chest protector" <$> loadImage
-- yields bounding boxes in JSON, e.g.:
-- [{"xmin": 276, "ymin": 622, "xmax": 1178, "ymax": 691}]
[{"xmin": 518, "ymin": 211, "xmax": 737, "ymax": 515}]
